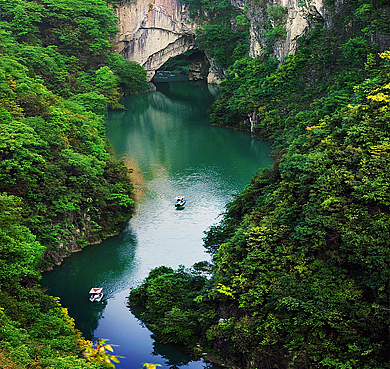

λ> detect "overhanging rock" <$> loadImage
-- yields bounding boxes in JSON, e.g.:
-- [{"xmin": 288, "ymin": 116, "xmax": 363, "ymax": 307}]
[{"xmin": 114, "ymin": 0, "xmax": 197, "ymax": 81}]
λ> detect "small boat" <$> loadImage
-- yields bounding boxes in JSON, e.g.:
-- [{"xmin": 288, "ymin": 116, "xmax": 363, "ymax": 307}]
[
  {"xmin": 89, "ymin": 288, "xmax": 103, "ymax": 302},
  {"xmin": 175, "ymin": 196, "xmax": 186, "ymax": 208}
]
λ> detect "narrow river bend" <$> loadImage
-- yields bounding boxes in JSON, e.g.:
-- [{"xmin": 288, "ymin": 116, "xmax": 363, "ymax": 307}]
[{"xmin": 42, "ymin": 80, "xmax": 273, "ymax": 369}]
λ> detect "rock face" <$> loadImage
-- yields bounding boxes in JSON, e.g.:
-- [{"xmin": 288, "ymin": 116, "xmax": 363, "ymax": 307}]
[
  {"xmin": 115, "ymin": 0, "xmax": 389, "ymax": 83},
  {"xmin": 114, "ymin": 0, "xmax": 197, "ymax": 81},
  {"xmin": 247, "ymin": 0, "xmax": 347, "ymax": 62},
  {"xmin": 113, "ymin": 0, "xmax": 340, "ymax": 82},
  {"xmin": 188, "ymin": 51, "xmax": 210, "ymax": 81}
]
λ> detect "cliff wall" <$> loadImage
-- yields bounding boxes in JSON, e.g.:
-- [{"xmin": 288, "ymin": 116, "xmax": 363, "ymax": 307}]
[
  {"xmin": 114, "ymin": 0, "xmax": 390, "ymax": 82},
  {"xmin": 114, "ymin": 0, "xmax": 339, "ymax": 81},
  {"xmin": 114, "ymin": 0, "xmax": 196, "ymax": 80},
  {"xmin": 248, "ymin": 0, "xmax": 342, "ymax": 61}
]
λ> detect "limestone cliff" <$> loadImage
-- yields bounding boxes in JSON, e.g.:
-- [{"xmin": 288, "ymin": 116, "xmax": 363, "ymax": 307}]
[
  {"xmin": 248, "ymin": 0, "xmax": 335, "ymax": 62},
  {"xmin": 114, "ymin": 0, "xmax": 196, "ymax": 80},
  {"xmin": 114, "ymin": 0, "xmax": 385, "ymax": 83},
  {"xmin": 113, "ymin": 0, "xmax": 342, "ymax": 82}
]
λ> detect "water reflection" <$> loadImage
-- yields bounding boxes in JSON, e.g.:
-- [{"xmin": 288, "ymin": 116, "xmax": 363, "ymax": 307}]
[
  {"xmin": 151, "ymin": 340, "xmax": 199, "ymax": 368},
  {"xmin": 107, "ymin": 82, "xmax": 271, "ymax": 186},
  {"xmin": 43, "ymin": 227, "xmax": 138, "ymax": 339},
  {"xmin": 42, "ymin": 80, "xmax": 272, "ymax": 368},
  {"xmin": 130, "ymin": 305, "xmax": 211, "ymax": 369}
]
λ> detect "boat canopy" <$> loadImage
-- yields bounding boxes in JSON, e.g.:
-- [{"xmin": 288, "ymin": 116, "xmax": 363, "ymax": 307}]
[
  {"xmin": 175, "ymin": 196, "xmax": 185, "ymax": 200},
  {"xmin": 89, "ymin": 288, "xmax": 103, "ymax": 294}
]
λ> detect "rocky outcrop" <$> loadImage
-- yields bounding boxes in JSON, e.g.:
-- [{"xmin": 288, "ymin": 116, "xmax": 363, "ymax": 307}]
[
  {"xmin": 113, "ymin": 0, "xmax": 340, "ymax": 83},
  {"xmin": 113, "ymin": 0, "xmax": 227, "ymax": 83},
  {"xmin": 188, "ymin": 51, "xmax": 210, "ymax": 80},
  {"xmin": 113, "ymin": 0, "xmax": 361, "ymax": 82},
  {"xmin": 247, "ymin": 0, "xmax": 349, "ymax": 62},
  {"xmin": 113, "ymin": 0, "xmax": 334, "ymax": 82},
  {"xmin": 114, "ymin": 0, "xmax": 197, "ymax": 80},
  {"xmin": 248, "ymin": 0, "xmax": 322, "ymax": 61}
]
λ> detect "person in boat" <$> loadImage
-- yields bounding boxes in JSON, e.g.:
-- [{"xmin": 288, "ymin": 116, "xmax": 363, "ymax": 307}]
[{"xmin": 176, "ymin": 196, "xmax": 185, "ymax": 204}]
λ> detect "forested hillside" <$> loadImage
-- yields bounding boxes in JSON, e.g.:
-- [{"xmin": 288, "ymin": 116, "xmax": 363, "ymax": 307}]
[
  {"xmin": 2, "ymin": 0, "xmax": 390, "ymax": 367},
  {"xmin": 129, "ymin": 0, "xmax": 390, "ymax": 368},
  {"xmin": 0, "ymin": 0, "xmax": 148, "ymax": 367}
]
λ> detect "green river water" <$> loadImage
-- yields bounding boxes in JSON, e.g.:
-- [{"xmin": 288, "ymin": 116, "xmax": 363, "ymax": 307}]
[{"xmin": 42, "ymin": 79, "xmax": 273, "ymax": 368}]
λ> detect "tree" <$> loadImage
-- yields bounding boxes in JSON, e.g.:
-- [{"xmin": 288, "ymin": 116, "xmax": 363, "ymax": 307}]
[{"xmin": 0, "ymin": 193, "xmax": 44, "ymax": 288}]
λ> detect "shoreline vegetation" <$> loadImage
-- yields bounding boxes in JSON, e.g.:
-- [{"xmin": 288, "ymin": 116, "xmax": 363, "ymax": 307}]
[
  {"xmin": 1, "ymin": 0, "xmax": 390, "ymax": 368},
  {"xmin": 0, "ymin": 0, "xmax": 149, "ymax": 367},
  {"xmin": 128, "ymin": 0, "xmax": 390, "ymax": 368}
]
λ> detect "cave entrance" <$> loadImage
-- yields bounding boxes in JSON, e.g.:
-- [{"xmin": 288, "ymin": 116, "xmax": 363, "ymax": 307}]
[{"xmin": 152, "ymin": 50, "xmax": 210, "ymax": 82}]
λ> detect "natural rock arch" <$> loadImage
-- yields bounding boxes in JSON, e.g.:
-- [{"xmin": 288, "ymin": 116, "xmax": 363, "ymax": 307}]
[
  {"xmin": 112, "ymin": 0, "xmax": 333, "ymax": 83},
  {"xmin": 114, "ymin": 0, "xmax": 197, "ymax": 81}
]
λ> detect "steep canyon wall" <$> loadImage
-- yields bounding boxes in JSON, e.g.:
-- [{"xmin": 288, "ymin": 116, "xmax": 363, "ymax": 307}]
[
  {"xmin": 114, "ymin": 0, "xmax": 340, "ymax": 81},
  {"xmin": 115, "ymin": 0, "xmax": 388, "ymax": 81},
  {"xmin": 248, "ymin": 0, "xmax": 344, "ymax": 61},
  {"xmin": 114, "ymin": 0, "xmax": 196, "ymax": 80}
]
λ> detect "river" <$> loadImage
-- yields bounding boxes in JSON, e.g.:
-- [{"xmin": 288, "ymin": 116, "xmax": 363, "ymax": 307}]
[{"xmin": 41, "ymin": 79, "xmax": 273, "ymax": 369}]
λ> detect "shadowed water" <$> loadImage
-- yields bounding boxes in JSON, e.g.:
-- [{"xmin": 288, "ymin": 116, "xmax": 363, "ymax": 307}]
[{"xmin": 42, "ymin": 80, "xmax": 273, "ymax": 368}]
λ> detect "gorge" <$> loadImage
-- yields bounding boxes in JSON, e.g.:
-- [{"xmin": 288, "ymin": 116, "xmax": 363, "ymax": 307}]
[
  {"xmin": 112, "ymin": 0, "xmax": 390, "ymax": 83},
  {"xmin": 42, "ymin": 79, "xmax": 273, "ymax": 368},
  {"xmin": 113, "ymin": 0, "xmax": 198, "ymax": 81},
  {"xmin": 1, "ymin": 0, "xmax": 390, "ymax": 368}
]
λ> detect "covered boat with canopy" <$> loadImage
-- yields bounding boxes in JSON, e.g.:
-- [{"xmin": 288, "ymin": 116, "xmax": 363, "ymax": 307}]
[
  {"xmin": 174, "ymin": 196, "xmax": 186, "ymax": 208},
  {"xmin": 89, "ymin": 288, "xmax": 103, "ymax": 302}
]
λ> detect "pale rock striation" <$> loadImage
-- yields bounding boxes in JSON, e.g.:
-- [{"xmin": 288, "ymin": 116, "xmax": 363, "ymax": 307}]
[
  {"xmin": 207, "ymin": 60, "xmax": 224, "ymax": 84},
  {"xmin": 114, "ymin": 0, "xmax": 197, "ymax": 81},
  {"xmin": 248, "ymin": 0, "xmax": 328, "ymax": 61},
  {"xmin": 113, "ymin": 0, "xmax": 353, "ymax": 84}
]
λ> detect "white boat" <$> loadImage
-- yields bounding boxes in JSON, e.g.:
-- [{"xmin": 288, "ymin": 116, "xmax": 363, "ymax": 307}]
[
  {"xmin": 89, "ymin": 288, "xmax": 103, "ymax": 302},
  {"xmin": 175, "ymin": 196, "xmax": 186, "ymax": 208}
]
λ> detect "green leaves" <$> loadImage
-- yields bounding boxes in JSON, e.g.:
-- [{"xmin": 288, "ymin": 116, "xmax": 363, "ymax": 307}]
[
  {"xmin": 0, "ymin": 194, "xmax": 44, "ymax": 287},
  {"xmin": 2, "ymin": 0, "xmax": 149, "ymax": 100},
  {"xmin": 0, "ymin": 2, "xmax": 140, "ymax": 264},
  {"xmin": 196, "ymin": 24, "xmax": 249, "ymax": 69},
  {"xmin": 196, "ymin": 5, "xmax": 390, "ymax": 367},
  {"xmin": 107, "ymin": 53, "xmax": 149, "ymax": 95},
  {"xmin": 0, "ymin": 121, "xmax": 46, "ymax": 192},
  {"xmin": 181, "ymin": 0, "xmax": 249, "ymax": 70},
  {"xmin": 128, "ymin": 265, "xmax": 208, "ymax": 348}
]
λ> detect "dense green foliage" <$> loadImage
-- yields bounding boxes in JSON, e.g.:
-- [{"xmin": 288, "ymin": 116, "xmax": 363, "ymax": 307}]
[
  {"xmin": 0, "ymin": 0, "xmax": 149, "ymax": 367},
  {"xmin": 204, "ymin": 59, "xmax": 390, "ymax": 366},
  {"xmin": 129, "ymin": 1, "xmax": 390, "ymax": 368},
  {"xmin": 1, "ymin": 0, "xmax": 149, "ymax": 99},
  {"xmin": 0, "ymin": 288, "xmax": 107, "ymax": 368},
  {"xmin": 128, "ymin": 265, "xmax": 210, "ymax": 350},
  {"xmin": 0, "ymin": 33, "xmax": 135, "ymax": 268},
  {"xmin": 0, "ymin": 0, "xmax": 150, "ymax": 267},
  {"xmin": 181, "ymin": 0, "xmax": 249, "ymax": 69},
  {"xmin": 210, "ymin": 31, "xmax": 379, "ymax": 139}
]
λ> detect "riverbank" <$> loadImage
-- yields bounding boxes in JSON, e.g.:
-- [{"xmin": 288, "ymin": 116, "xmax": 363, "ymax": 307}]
[
  {"xmin": 0, "ymin": 1, "xmax": 151, "ymax": 366},
  {"xmin": 41, "ymin": 80, "xmax": 273, "ymax": 368}
]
